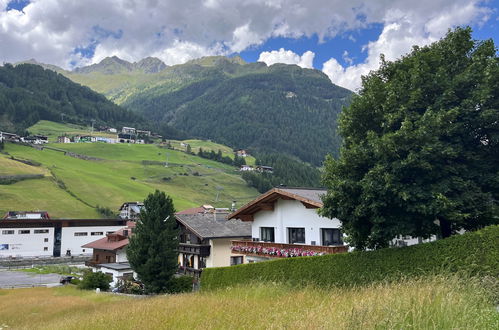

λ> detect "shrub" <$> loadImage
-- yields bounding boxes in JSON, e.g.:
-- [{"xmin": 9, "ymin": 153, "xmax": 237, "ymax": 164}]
[
  {"xmin": 168, "ymin": 276, "xmax": 193, "ymax": 294},
  {"xmin": 96, "ymin": 205, "xmax": 115, "ymax": 218},
  {"xmin": 115, "ymin": 278, "xmax": 145, "ymax": 295},
  {"xmin": 78, "ymin": 270, "xmax": 112, "ymax": 291},
  {"xmin": 201, "ymin": 225, "xmax": 499, "ymax": 291}
]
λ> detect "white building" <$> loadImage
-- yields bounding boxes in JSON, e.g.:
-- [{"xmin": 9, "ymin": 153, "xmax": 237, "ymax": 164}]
[
  {"xmin": 83, "ymin": 224, "xmax": 136, "ymax": 286},
  {"xmin": 228, "ymin": 187, "xmax": 348, "ymax": 262},
  {"xmin": 121, "ymin": 127, "xmax": 136, "ymax": 135},
  {"xmin": 0, "ymin": 217, "xmax": 127, "ymax": 258},
  {"xmin": 118, "ymin": 202, "xmax": 144, "ymax": 220}
]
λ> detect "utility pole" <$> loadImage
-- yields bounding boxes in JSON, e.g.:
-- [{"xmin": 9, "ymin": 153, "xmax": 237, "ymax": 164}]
[
  {"xmin": 165, "ymin": 152, "xmax": 169, "ymax": 168},
  {"xmin": 90, "ymin": 119, "xmax": 96, "ymax": 136}
]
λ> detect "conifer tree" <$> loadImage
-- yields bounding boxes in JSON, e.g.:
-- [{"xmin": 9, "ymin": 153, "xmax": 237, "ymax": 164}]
[{"xmin": 127, "ymin": 190, "xmax": 179, "ymax": 293}]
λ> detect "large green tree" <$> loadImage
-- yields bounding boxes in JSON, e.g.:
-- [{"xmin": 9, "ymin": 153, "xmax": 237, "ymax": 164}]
[
  {"xmin": 127, "ymin": 190, "xmax": 179, "ymax": 293},
  {"xmin": 320, "ymin": 27, "xmax": 498, "ymax": 250}
]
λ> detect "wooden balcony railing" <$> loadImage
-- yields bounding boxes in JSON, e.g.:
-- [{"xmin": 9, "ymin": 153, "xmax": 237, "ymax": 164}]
[
  {"xmin": 231, "ymin": 240, "xmax": 348, "ymax": 258},
  {"xmin": 178, "ymin": 243, "xmax": 211, "ymax": 257}
]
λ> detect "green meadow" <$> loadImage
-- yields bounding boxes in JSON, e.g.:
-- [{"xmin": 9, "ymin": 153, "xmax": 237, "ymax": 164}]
[
  {"xmin": 0, "ymin": 131, "xmax": 259, "ymax": 218},
  {"xmin": 0, "ymin": 275, "xmax": 497, "ymax": 329}
]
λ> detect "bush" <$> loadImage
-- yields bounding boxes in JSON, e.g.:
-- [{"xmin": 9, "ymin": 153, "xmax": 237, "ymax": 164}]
[
  {"xmin": 78, "ymin": 270, "xmax": 112, "ymax": 291},
  {"xmin": 168, "ymin": 276, "xmax": 193, "ymax": 294},
  {"xmin": 96, "ymin": 205, "xmax": 115, "ymax": 218},
  {"xmin": 201, "ymin": 225, "xmax": 499, "ymax": 291},
  {"xmin": 115, "ymin": 278, "xmax": 145, "ymax": 295}
]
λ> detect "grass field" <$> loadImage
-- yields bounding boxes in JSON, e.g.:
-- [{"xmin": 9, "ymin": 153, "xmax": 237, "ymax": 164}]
[
  {"xmin": 0, "ymin": 155, "xmax": 48, "ymax": 176},
  {"xmin": 170, "ymin": 139, "xmax": 256, "ymax": 165},
  {"xmin": 0, "ymin": 276, "xmax": 496, "ymax": 329},
  {"xmin": 0, "ymin": 138, "xmax": 258, "ymax": 218}
]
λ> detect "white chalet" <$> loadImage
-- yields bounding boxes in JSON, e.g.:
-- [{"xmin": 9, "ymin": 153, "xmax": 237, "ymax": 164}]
[{"xmin": 229, "ymin": 187, "xmax": 347, "ymax": 262}]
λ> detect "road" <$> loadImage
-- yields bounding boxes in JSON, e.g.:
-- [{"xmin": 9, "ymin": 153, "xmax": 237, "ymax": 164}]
[{"xmin": 0, "ymin": 270, "xmax": 61, "ymax": 288}]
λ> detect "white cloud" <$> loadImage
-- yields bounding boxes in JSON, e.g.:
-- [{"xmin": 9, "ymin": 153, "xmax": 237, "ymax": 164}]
[
  {"xmin": 0, "ymin": 0, "xmax": 493, "ymax": 78},
  {"xmin": 258, "ymin": 48, "xmax": 315, "ymax": 68},
  {"xmin": 322, "ymin": 1, "xmax": 491, "ymax": 90}
]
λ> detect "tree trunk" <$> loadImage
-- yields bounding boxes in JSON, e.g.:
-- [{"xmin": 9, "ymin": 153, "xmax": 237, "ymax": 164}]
[{"xmin": 439, "ymin": 217, "xmax": 452, "ymax": 238}]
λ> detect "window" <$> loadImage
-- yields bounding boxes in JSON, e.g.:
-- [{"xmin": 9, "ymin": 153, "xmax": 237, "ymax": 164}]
[
  {"xmin": 43, "ymin": 247, "xmax": 48, "ymax": 251},
  {"xmin": 91, "ymin": 232, "xmax": 103, "ymax": 236},
  {"xmin": 1, "ymin": 230, "xmax": 14, "ymax": 235},
  {"xmin": 18, "ymin": 230, "xmax": 30, "ymax": 234},
  {"xmin": 321, "ymin": 228, "xmax": 343, "ymax": 246},
  {"xmin": 34, "ymin": 229, "xmax": 49, "ymax": 234},
  {"xmin": 288, "ymin": 228, "xmax": 305, "ymax": 244},
  {"xmin": 260, "ymin": 227, "xmax": 275, "ymax": 242},
  {"xmin": 74, "ymin": 232, "xmax": 88, "ymax": 236},
  {"xmin": 230, "ymin": 256, "xmax": 243, "ymax": 266},
  {"xmin": 44, "ymin": 238, "xmax": 49, "ymax": 242},
  {"xmin": 106, "ymin": 231, "xmax": 114, "ymax": 235}
]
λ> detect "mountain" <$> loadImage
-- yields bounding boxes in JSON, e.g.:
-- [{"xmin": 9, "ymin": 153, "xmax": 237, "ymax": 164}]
[
  {"xmin": 16, "ymin": 56, "xmax": 352, "ymax": 165},
  {"xmin": 0, "ymin": 63, "xmax": 144, "ymax": 133},
  {"xmin": 73, "ymin": 56, "xmax": 167, "ymax": 75}
]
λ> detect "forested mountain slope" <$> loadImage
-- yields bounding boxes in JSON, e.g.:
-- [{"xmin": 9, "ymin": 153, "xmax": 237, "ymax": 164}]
[
  {"xmin": 66, "ymin": 56, "xmax": 352, "ymax": 165},
  {"xmin": 0, "ymin": 63, "xmax": 143, "ymax": 133}
]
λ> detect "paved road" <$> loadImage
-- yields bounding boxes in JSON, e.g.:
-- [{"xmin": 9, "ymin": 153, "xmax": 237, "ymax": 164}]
[{"xmin": 0, "ymin": 270, "xmax": 61, "ymax": 288}]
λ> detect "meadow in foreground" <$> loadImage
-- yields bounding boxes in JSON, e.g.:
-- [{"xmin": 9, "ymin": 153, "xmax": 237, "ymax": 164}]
[{"xmin": 0, "ymin": 275, "xmax": 497, "ymax": 329}]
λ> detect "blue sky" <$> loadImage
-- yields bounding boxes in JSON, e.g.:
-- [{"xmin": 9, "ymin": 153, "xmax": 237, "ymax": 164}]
[{"xmin": 1, "ymin": 0, "xmax": 498, "ymax": 90}]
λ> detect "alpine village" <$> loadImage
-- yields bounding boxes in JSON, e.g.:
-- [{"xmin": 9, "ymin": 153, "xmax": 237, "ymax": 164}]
[{"xmin": 0, "ymin": 2, "xmax": 498, "ymax": 329}]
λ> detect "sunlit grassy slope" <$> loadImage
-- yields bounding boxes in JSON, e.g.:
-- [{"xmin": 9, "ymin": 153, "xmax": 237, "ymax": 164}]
[
  {"xmin": 0, "ymin": 138, "xmax": 258, "ymax": 218},
  {"xmin": 0, "ymin": 155, "xmax": 47, "ymax": 176},
  {"xmin": 0, "ymin": 276, "xmax": 496, "ymax": 329},
  {"xmin": 170, "ymin": 139, "xmax": 256, "ymax": 165},
  {"xmin": 28, "ymin": 120, "xmax": 117, "ymax": 142}
]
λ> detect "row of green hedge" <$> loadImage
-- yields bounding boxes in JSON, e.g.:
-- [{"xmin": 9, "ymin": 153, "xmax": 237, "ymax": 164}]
[{"xmin": 201, "ymin": 225, "xmax": 499, "ymax": 290}]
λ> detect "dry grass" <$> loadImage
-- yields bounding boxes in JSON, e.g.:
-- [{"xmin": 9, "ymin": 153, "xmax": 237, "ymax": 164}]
[{"xmin": 0, "ymin": 276, "xmax": 497, "ymax": 329}]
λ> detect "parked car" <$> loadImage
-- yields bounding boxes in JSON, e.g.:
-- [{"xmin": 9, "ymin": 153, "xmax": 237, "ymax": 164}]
[{"xmin": 60, "ymin": 276, "xmax": 75, "ymax": 285}]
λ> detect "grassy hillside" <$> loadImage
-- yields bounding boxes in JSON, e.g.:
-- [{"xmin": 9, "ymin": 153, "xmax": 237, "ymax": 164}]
[
  {"xmin": 0, "ymin": 276, "xmax": 496, "ymax": 329},
  {"xmin": 0, "ymin": 133, "xmax": 259, "ymax": 218},
  {"xmin": 28, "ymin": 120, "xmax": 117, "ymax": 142}
]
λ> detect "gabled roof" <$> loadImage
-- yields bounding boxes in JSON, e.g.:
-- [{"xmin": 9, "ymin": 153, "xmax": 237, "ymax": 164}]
[
  {"xmin": 228, "ymin": 187, "xmax": 327, "ymax": 221},
  {"xmin": 82, "ymin": 224, "xmax": 134, "ymax": 251},
  {"xmin": 175, "ymin": 213, "xmax": 251, "ymax": 239}
]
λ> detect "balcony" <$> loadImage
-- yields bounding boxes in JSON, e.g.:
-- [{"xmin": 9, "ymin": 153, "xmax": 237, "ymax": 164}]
[
  {"xmin": 177, "ymin": 243, "xmax": 211, "ymax": 257},
  {"xmin": 231, "ymin": 240, "xmax": 348, "ymax": 258}
]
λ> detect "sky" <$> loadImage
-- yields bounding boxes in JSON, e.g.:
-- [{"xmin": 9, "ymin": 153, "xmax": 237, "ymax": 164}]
[{"xmin": 0, "ymin": 0, "xmax": 497, "ymax": 91}]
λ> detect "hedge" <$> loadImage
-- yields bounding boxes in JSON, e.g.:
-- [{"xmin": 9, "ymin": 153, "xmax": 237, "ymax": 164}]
[{"xmin": 201, "ymin": 225, "xmax": 499, "ymax": 290}]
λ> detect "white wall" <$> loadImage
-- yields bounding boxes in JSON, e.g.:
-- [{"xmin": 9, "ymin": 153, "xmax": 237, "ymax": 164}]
[
  {"xmin": 93, "ymin": 266, "xmax": 136, "ymax": 287},
  {"xmin": 251, "ymin": 199, "xmax": 342, "ymax": 245},
  {"xmin": 0, "ymin": 227, "xmax": 54, "ymax": 258},
  {"xmin": 61, "ymin": 226, "xmax": 124, "ymax": 256}
]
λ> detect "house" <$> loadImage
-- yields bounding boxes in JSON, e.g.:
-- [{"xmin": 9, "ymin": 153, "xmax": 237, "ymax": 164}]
[
  {"xmin": 118, "ymin": 133, "xmax": 135, "ymax": 144},
  {"xmin": 239, "ymin": 165, "xmax": 254, "ymax": 172},
  {"xmin": 118, "ymin": 202, "xmax": 144, "ymax": 220},
  {"xmin": 256, "ymin": 165, "xmax": 273, "ymax": 173},
  {"xmin": 136, "ymin": 130, "xmax": 151, "ymax": 137},
  {"xmin": 228, "ymin": 187, "xmax": 348, "ymax": 263},
  {"xmin": 176, "ymin": 208, "xmax": 251, "ymax": 277},
  {"xmin": 95, "ymin": 136, "xmax": 117, "ymax": 144},
  {"xmin": 0, "ymin": 216, "xmax": 127, "ymax": 258},
  {"xmin": 122, "ymin": 127, "xmax": 136, "ymax": 135},
  {"xmin": 0, "ymin": 131, "xmax": 20, "ymax": 142},
  {"xmin": 82, "ymin": 223, "xmax": 136, "ymax": 286},
  {"xmin": 57, "ymin": 136, "xmax": 71, "ymax": 143},
  {"xmin": 236, "ymin": 149, "xmax": 249, "ymax": 157},
  {"xmin": 107, "ymin": 128, "xmax": 117, "ymax": 133},
  {"xmin": 22, "ymin": 135, "xmax": 48, "ymax": 144}
]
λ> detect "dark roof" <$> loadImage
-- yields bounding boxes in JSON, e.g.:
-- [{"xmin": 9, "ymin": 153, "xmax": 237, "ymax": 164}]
[
  {"xmin": 175, "ymin": 213, "xmax": 251, "ymax": 239},
  {"xmin": 96, "ymin": 262, "xmax": 132, "ymax": 271},
  {"xmin": 228, "ymin": 187, "xmax": 326, "ymax": 221}
]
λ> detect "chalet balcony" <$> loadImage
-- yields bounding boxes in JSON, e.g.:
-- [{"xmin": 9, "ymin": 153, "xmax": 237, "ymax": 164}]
[
  {"xmin": 85, "ymin": 260, "xmax": 98, "ymax": 267},
  {"xmin": 177, "ymin": 243, "xmax": 211, "ymax": 257},
  {"xmin": 231, "ymin": 240, "xmax": 348, "ymax": 258}
]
